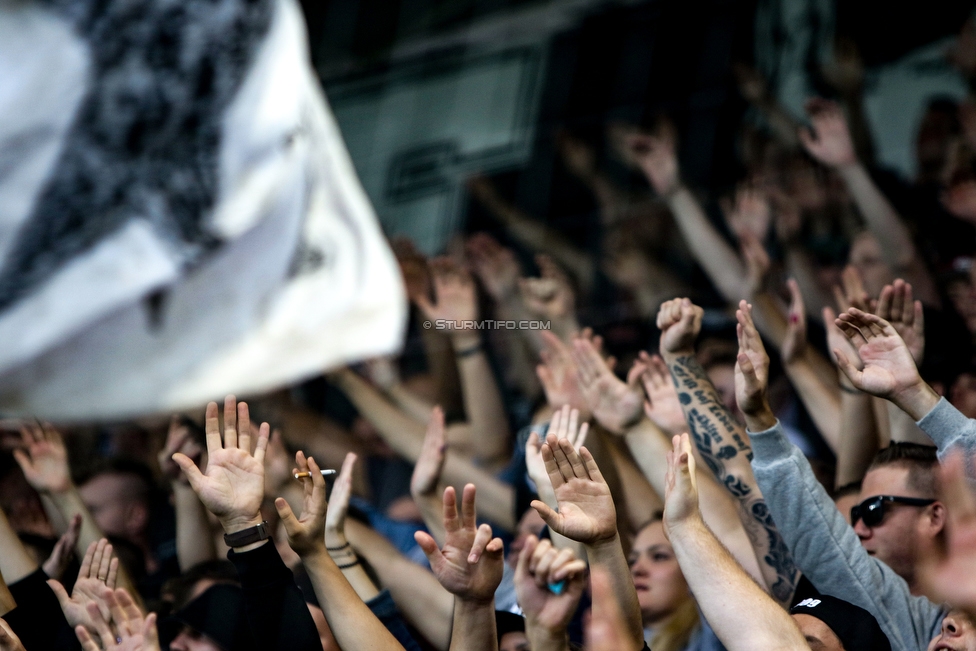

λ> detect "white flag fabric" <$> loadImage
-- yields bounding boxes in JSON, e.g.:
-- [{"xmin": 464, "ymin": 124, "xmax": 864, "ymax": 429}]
[{"xmin": 0, "ymin": 0, "xmax": 406, "ymax": 420}]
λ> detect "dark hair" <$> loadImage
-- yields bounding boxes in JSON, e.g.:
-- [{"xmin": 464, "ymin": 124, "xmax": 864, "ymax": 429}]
[
  {"xmin": 868, "ymin": 443, "xmax": 939, "ymax": 497},
  {"xmin": 161, "ymin": 560, "xmax": 239, "ymax": 611},
  {"xmin": 832, "ymin": 481, "xmax": 862, "ymax": 501},
  {"xmin": 78, "ymin": 458, "xmax": 155, "ymax": 503}
]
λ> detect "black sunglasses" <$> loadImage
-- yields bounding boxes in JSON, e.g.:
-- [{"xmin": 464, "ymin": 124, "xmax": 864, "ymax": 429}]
[{"xmin": 850, "ymin": 495, "xmax": 936, "ymax": 527}]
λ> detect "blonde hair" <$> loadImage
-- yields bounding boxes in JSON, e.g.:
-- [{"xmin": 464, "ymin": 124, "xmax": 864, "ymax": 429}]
[{"xmin": 648, "ymin": 596, "xmax": 700, "ymax": 651}]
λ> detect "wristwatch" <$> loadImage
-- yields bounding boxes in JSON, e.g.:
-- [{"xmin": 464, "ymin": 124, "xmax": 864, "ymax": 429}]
[{"xmin": 223, "ymin": 521, "xmax": 271, "ymax": 548}]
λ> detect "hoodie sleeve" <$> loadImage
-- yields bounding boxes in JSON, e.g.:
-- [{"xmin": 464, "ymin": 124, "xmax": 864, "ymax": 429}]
[{"xmin": 748, "ymin": 420, "xmax": 944, "ymax": 651}]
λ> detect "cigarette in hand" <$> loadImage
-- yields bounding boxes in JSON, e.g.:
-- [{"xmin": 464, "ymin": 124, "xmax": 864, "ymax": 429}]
[{"xmin": 294, "ymin": 469, "xmax": 338, "ymax": 480}]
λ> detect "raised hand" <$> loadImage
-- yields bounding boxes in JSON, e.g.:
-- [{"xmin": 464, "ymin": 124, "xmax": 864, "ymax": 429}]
[
  {"xmin": 663, "ymin": 433, "xmax": 701, "ymax": 532},
  {"xmin": 734, "ymin": 301, "xmax": 772, "ymax": 418},
  {"xmin": 798, "ymin": 98, "xmax": 857, "ymax": 168},
  {"xmin": 392, "ymin": 238, "xmax": 432, "ymax": 307},
  {"xmin": 656, "ymin": 298, "xmax": 703, "ymax": 356},
  {"xmin": 781, "ymin": 279, "xmax": 807, "ymax": 365},
  {"xmin": 740, "ymin": 230, "xmax": 772, "ymax": 297},
  {"xmin": 609, "ymin": 122, "xmax": 680, "ymax": 196},
  {"xmin": 514, "ymin": 535, "xmax": 587, "ymax": 635},
  {"xmin": 411, "ymin": 408, "xmax": 447, "ymax": 498},
  {"xmin": 526, "ymin": 407, "xmax": 590, "ymax": 494},
  {"xmin": 275, "ymin": 451, "xmax": 328, "ymax": 557},
  {"xmin": 325, "ymin": 452, "xmax": 357, "ymax": 548},
  {"xmin": 722, "ymin": 185, "xmax": 772, "ymax": 241},
  {"xmin": 75, "ymin": 587, "xmax": 159, "ymax": 651},
  {"xmin": 466, "ymin": 233, "xmax": 521, "ymax": 302},
  {"xmin": 414, "ymin": 485, "xmax": 504, "ymax": 604},
  {"xmin": 158, "ymin": 416, "xmax": 204, "ymax": 486},
  {"xmin": 530, "ymin": 432, "xmax": 616, "ymax": 545},
  {"xmin": 536, "ymin": 330, "xmax": 589, "ymax": 416},
  {"xmin": 414, "ymin": 257, "xmax": 478, "ymax": 326},
  {"xmin": 833, "ymin": 264, "xmax": 874, "ymax": 313},
  {"xmin": 519, "ymin": 255, "xmax": 575, "ymax": 321},
  {"xmin": 572, "ymin": 336, "xmax": 642, "ymax": 434},
  {"xmin": 13, "ymin": 422, "xmax": 71, "ymax": 494},
  {"xmin": 263, "ymin": 429, "xmax": 292, "ymax": 497},
  {"xmin": 876, "ymin": 279, "xmax": 925, "ymax": 364},
  {"xmin": 43, "ymin": 514, "xmax": 81, "ymax": 580},
  {"xmin": 833, "ymin": 309, "xmax": 923, "ymax": 400},
  {"xmin": 49, "ymin": 538, "xmax": 119, "ymax": 633},
  {"xmin": 172, "ymin": 397, "xmax": 270, "ymax": 535},
  {"xmin": 637, "ymin": 352, "xmax": 688, "ymax": 436}
]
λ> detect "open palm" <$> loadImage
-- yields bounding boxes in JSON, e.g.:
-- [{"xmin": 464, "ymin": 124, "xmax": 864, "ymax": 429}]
[
  {"xmin": 573, "ymin": 338, "xmax": 642, "ymax": 433},
  {"xmin": 835, "ymin": 309, "xmax": 922, "ymax": 399}
]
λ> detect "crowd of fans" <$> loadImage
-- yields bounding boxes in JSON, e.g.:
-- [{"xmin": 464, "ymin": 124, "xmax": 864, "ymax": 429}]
[{"xmin": 9, "ymin": 15, "xmax": 976, "ymax": 651}]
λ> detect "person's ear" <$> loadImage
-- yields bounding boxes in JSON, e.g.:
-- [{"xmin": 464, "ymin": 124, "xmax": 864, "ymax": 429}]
[{"xmin": 926, "ymin": 501, "xmax": 947, "ymax": 536}]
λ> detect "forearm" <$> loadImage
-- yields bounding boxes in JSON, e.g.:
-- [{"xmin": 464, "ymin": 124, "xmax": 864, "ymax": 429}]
[
  {"xmin": 449, "ymin": 598, "xmax": 498, "ymax": 651},
  {"xmin": 669, "ymin": 516, "xmax": 807, "ymax": 651},
  {"xmin": 39, "ymin": 494, "xmax": 68, "ymax": 535},
  {"xmin": 0, "ymin": 575, "xmax": 14, "ymax": 617},
  {"xmin": 836, "ymin": 385, "xmax": 879, "ymax": 488},
  {"xmin": 584, "ymin": 535, "xmax": 643, "ymax": 649},
  {"xmin": 303, "ymin": 549, "xmax": 405, "ymax": 651},
  {"xmin": 172, "ymin": 484, "xmax": 217, "ymax": 571},
  {"xmin": 625, "ymin": 421, "xmax": 764, "ymax": 584},
  {"xmin": 346, "ymin": 520, "xmax": 453, "ymax": 651},
  {"xmin": 605, "ymin": 437, "xmax": 662, "ymax": 532},
  {"xmin": 667, "ymin": 354, "xmax": 798, "ymax": 603},
  {"xmin": 526, "ymin": 624, "xmax": 571, "ymax": 651},
  {"xmin": 0, "ymin": 509, "xmax": 36, "ymax": 585},
  {"xmin": 887, "ymin": 401, "xmax": 933, "ymax": 445},
  {"xmin": 665, "ymin": 187, "xmax": 749, "ymax": 301},
  {"xmin": 412, "ymin": 490, "xmax": 448, "ymax": 546},
  {"xmin": 388, "ymin": 383, "xmax": 437, "ymax": 424},
  {"xmin": 784, "ymin": 354, "xmax": 841, "ymax": 452},
  {"xmin": 452, "ymin": 334, "xmax": 512, "ymax": 468}
]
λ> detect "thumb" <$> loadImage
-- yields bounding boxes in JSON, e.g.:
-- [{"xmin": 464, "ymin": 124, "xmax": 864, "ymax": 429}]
[
  {"xmin": 414, "ymin": 531, "xmax": 444, "ymax": 567},
  {"xmin": 530, "ymin": 500, "xmax": 563, "ymax": 534},
  {"xmin": 47, "ymin": 579, "xmax": 70, "ymax": 607},
  {"xmin": 834, "ymin": 350, "xmax": 862, "ymax": 387},
  {"xmin": 171, "ymin": 452, "xmax": 204, "ymax": 488},
  {"xmin": 274, "ymin": 498, "xmax": 300, "ymax": 537},
  {"xmin": 11, "ymin": 449, "xmax": 31, "ymax": 473}
]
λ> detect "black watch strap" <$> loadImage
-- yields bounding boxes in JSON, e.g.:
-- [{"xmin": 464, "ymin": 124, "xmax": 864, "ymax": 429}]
[{"xmin": 223, "ymin": 521, "xmax": 271, "ymax": 548}]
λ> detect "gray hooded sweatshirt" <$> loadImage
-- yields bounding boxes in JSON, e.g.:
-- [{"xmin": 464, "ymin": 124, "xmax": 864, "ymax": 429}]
[{"xmin": 748, "ymin": 398, "xmax": 976, "ymax": 651}]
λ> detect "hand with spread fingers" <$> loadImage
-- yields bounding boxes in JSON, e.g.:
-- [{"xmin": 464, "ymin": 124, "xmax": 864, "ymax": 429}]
[
  {"xmin": 411, "ymin": 408, "xmax": 447, "ymax": 499},
  {"xmin": 529, "ymin": 432, "xmax": 616, "ymax": 546},
  {"xmin": 536, "ymin": 330, "xmax": 589, "ymax": 417},
  {"xmin": 799, "ymin": 98, "xmax": 858, "ymax": 169},
  {"xmin": 414, "ymin": 485, "xmax": 504, "ymax": 604},
  {"xmin": 158, "ymin": 416, "xmax": 204, "ymax": 486},
  {"xmin": 49, "ymin": 538, "xmax": 120, "ymax": 633},
  {"xmin": 13, "ymin": 421, "xmax": 72, "ymax": 495},
  {"xmin": 833, "ymin": 308, "xmax": 941, "ymax": 419},
  {"xmin": 876, "ymin": 279, "xmax": 925, "ymax": 364},
  {"xmin": 610, "ymin": 123, "xmax": 681, "ymax": 197},
  {"xmin": 514, "ymin": 535, "xmax": 587, "ymax": 644},
  {"xmin": 465, "ymin": 233, "xmax": 521, "ymax": 303},
  {"xmin": 172, "ymin": 396, "xmax": 270, "ymax": 536},
  {"xmin": 42, "ymin": 513, "xmax": 81, "ymax": 580},
  {"xmin": 275, "ymin": 451, "xmax": 328, "ymax": 558},
  {"xmin": 526, "ymin": 406, "xmax": 590, "ymax": 497},
  {"xmin": 74, "ymin": 587, "xmax": 159, "ymax": 651},
  {"xmin": 325, "ymin": 452, "xmax": 358, "ymax": 551},
  {"xmin": 519, "ymin": 255, "xmax": 576, "ymax": 321},
  {"xmin": 657, "ymin": 298, "xmax": 704, "ymax": 357},
  {"xmin": 572, "ymin": 335, "xmax": 643, "ymax": 434},
  {"xmin": 413, "ymin": 257, "xmax": 479, "ymax": 328},
  {"xmin": 638, "ymin": 352, "xmax": 689, "ymax": 436}
]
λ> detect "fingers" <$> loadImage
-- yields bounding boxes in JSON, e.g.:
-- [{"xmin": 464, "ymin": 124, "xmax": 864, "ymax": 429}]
[
  {"xmin": 253, "ymin": 421, "xmax": 271, "ymax": 464},
  {"xmin": 540, "ymin": 438, "xmax": 565, "ymax": 489},
  {"xmin": 47, "ymin": 579, "xmax": 71, "ymax": 608},
  {"xmin": 106, "ymin": 557, "xmax": 119, "ymax": 589},
  {"xmin": 96, "ymin": 542, "xmax": 113, "ymax": 582},
  {"xmin": 876, "ymin": 283, "xmax": 894, "ymax": 320},
  {"xmin": 834, "ymin": 349, "xmax": 863, "ymax": 387},
  {"xmin": 307, "ymin": 454, "xmax": 327, "ymax": 494},
  {"xmin": 548, "ymin": 432, "xmax": 576, "ymax": 481},
  {"xmin": 105, "ymin": 588, "xmax": 131, "ymax": 636},
  {"xmin": 237, "ymin": 401, "xmax": 251, "ymax": 453},
  {"xmin": 115, "ymin": 588, "xmax": 143, "ymax": 630},
  {"xmin": 171, "ymin": 452, "xmax": 205, "ymax": 488},
  {"xmin": 223, "ymin": 395, "xmax": 238, "ymax": 449},
  {"xmin": 89, "ymin": 539, "xmax": 106, "ymax": 579},
  {"xmin": 530, "ymin": 500, "xmax": 562, "ymax": 533},
  {"xmin": 274, "ymin": 498, "xmax": 300, "ymax": 537},
  {"xmin": 414, "ymin": 530, "xmax": 444, "ymax": 566},
  {"xmin": 205, "ymin": 402, "xmax": 221, "ymax": 453},
  {"xmin": 86, "ymin": 601, "xmax": 113, "ymax": 647},
  {"xmin": 575, "ymin": 422, "xmax": 590, "ymax": 450},
  {"xmin": 579, "ymin": 446, "xmax": 607, "ymax": 486},
  {"xmin": 442, "ymin": 486, "xmax": 459, "ymax": 534},
  {"xmin": 560, "ymin": 438, "xmax": 588, "ymax": 479},
  {"xmin": 74, "ymin": 625, "xmax": 99, "ymax": 651},
  {"xmin": 468, "ymin": 523, "xmax": 494, "ymax": 563},
  {"xmin": 79, "ymin": 539, "xmax": 97, "ymax": 578},
  {"xmin": 460, "ymin": 484, "xmax": 478, "ymax": 532}
]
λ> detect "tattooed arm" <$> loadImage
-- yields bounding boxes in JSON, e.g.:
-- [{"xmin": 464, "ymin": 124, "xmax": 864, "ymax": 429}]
[{"xmin": 655, "ymin": 298, "xmax": 799, "ymax": 605}]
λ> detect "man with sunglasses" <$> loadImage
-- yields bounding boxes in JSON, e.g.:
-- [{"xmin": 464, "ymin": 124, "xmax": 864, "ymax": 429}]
[{"xmin": 735, "ymin": 304, "xmax": 976, "ymax": 651}]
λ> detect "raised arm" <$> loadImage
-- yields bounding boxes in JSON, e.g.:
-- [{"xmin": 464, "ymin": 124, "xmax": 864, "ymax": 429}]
[
  {"xmin": 513, "ymin": 535, "xmax": 586, "ymax": 651},
  {"xmin": 663, "ymin": 433, "xmax": 809, "ymax": 651},
  {"xmin": 158, "ymin": 416, "xmax": 217, "ymax": 571},
  {"xmin": 275, "ymin": 451, "xmax": 407, "ymax": 651},
  {"xmin": 656, "ymin": 298, "xmax": 800, "ymax": 604},
  {"xmin": 415, "ymin": 485, "xmax": 505, "ymax": 651},
  {"xmin": 799, "ymin": 99, "xmax": 939, "ymax": 306},
  {"xmin": 529, "ymin": 430, "xmax": 644, "ymax": 650},
  {"xmin": 174, "ymin": 397, "xmax": 322, "ymax": 651},
  {"xmin": 410, "ymin": 407, "xmax": 450, "ymax": 545},
  {"xmin": 415, "ymin": 258, "xmax": 511, "ymax": 469}
]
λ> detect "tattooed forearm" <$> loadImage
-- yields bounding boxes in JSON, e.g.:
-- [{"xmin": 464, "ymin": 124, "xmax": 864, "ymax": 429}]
[{"xmin": 668, "ymin": 353, "xmax": 799, "ymax": 605}]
